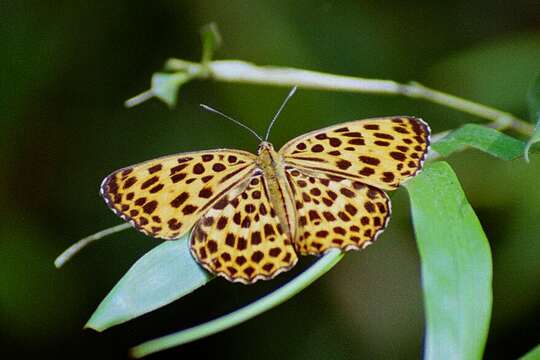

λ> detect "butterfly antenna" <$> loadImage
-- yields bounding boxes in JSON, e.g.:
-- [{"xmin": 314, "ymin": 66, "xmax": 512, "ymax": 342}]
[
  {"xmin": 264, "ymin": 86, "xmax": 297, "ymax": 141},
  {"xmin": 200, "ymin": 104, "xmax": 263, "ymax": 142}
]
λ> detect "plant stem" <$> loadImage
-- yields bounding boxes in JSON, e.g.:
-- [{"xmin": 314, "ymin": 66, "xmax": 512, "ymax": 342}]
[
  {"xmin": 125, "ymin": 90, "xmax": 154, "ymax": 108},
  {"xmin": 163, "ymin": 59, "xmax": 533, "ymax": 136}
]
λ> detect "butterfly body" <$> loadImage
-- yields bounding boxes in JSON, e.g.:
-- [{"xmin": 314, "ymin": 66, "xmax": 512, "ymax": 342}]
[
  {"xmin": 256, "ymin": 141, "xmax": 296, "ymax": 241},
  {"xmin": 101, "ymin": 116, "xmax": 430, "ymax": 284}
]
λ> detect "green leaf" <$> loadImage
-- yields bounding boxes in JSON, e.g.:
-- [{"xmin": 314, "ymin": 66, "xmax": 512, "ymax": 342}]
[
  {"xmin": 129, "ymin": 250, "xmax": 343, "ymax": 358},
  {"xmin": 151, "ymin": 72, "xmax": 190, "ymax": 108},
  {"xmin": 405, "ymin": 162, "xmax": 492, "ymax": 360},
  {"xmin": 85, "ymin": 235, "xmax": 213, "ymax": 331},
  {"xmin": 200, "ymin": 22, "xmax": 222, "ymax": 64},
  {"xmin": 524, "ymin": 74, "xmax": 540, "ymax": 162},
  {"xmin": 432, "ymin": 123, "xmax": 527, "ymax": 160},
  {"xmin": 520, "ymin": 343, "xmax": 540, "ymax": 360}
]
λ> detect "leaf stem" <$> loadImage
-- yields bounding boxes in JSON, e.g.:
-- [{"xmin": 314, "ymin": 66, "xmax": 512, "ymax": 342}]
[
  {"xmin": 129, "ymin": 249, "xmax": 344, "ymax": 358},
  {"xmin": 54, "ymin": 223, "xmax": 132, "ymax": 268}
]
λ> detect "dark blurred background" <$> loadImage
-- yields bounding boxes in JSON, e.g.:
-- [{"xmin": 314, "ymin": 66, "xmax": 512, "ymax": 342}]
[{"xmin": 1, "ymin": 1, "xmax": 539, "ymax": 359}]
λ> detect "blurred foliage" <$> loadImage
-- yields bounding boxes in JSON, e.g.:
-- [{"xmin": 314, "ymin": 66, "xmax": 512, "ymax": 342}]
[
  {"xmin": 521, "ymin": 344, "xmax": 540, "ymax": 360},
  {"xmin": 1, "ymin": 1, "xmax": 539, "ymax": 359}
]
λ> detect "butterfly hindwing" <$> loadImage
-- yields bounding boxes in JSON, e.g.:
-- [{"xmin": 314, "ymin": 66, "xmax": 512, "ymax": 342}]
[
  {"xmin": 191, "ymin": 172, "xmax": 298, "ymax": 283},
  {"xmin": 279, "ymin": 116, "xmax": 430, "ymax": 190},
  {"xmin": 100, "ymin": 149, "xmax": 256, "ymax": 239},
  {"xmin": 286, "ymin": 167, "xmax": 391, "ymax": 254}
]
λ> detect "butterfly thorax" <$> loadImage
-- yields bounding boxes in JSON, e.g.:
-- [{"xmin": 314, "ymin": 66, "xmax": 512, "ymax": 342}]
[{"xmin": 256, "ymin": 142, "xmax": 296, "ymax": 242}]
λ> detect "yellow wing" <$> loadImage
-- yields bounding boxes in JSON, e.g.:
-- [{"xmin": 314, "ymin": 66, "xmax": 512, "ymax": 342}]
[
  {"xmin": 279, "ymin": 116, "xmax": 430, "ymax": 190},
  {"xmin": 286, "ymin": 167, "xmax": 390, "ymax": 255},
  {"xmin": 100, "ymin": 149, "xmax": 257, "ymax": 239},
  {"xmin": 191, "ymin": 172, "xmax": 298, "ymax": 283}
]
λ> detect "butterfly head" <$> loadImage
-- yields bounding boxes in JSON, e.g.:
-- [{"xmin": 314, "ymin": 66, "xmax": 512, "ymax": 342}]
[
  {"xmin": 257, "ymin": 141, "xmax": 279, "ymax": 169},
  {"xmin": 257, "ymin": 141, "xmax": 275, "ymax": 155}
]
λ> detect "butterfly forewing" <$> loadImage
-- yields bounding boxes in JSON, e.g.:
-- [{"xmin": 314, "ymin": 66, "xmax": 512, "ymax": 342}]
[
  {"xmin": 100, "ymin": 149, "xmax": 256, "ymax": 239},
  {"xmin": 191, "ymin": 173, "xmax": 298, "ymax": 283},
  {"xmin": 279, "ymin": 117, "xmax": 430, "ymax": 190},
  {"xmin": 286, "ymin": 167, "xmax": 390, "ymax": 254}
]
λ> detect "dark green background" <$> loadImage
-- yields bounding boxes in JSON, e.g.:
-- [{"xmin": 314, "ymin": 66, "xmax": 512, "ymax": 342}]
[{"xmin": 1, "ymin": 1, "xmax": 539, "ymax": 359}]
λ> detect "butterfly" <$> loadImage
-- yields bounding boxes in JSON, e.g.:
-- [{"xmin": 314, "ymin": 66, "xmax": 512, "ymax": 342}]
[{"xmin": 100, "ymin": 88, "xmax": 430, "ymax": 284}]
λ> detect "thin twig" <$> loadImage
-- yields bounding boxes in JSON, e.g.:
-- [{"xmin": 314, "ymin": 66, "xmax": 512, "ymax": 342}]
[
  {"xmin": 125, "ymin": 90, "xmax": 154, "ymax": 108},
  {"xmin": 54, "ymin": 223, "xmax": 132, "ymax": 268}
]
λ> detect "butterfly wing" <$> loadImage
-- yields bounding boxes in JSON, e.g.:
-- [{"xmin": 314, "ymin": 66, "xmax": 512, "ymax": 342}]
[
  {"xmin": 191, "ymin": 172, "xmax": 298, "ymax": 283},
  {"xmin": 286, "ymin": 167, "xmax": 390, "ymax": 254},
  {"xmin": 100, "ymin": 149, "xmax": 257, "ymax": 239},
  {"xmin": 279, "ymin": 116, "xmax": 430, "ymax": 190}
]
